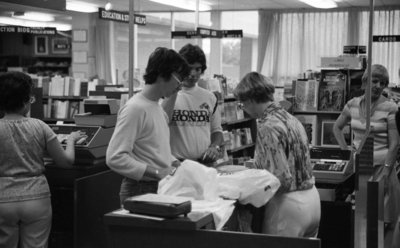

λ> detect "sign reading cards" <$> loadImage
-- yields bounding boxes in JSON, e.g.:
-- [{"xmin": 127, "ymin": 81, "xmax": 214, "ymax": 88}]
[
  {"xmin": 373, "ymin": 35, "xmax": 400, "ymax": 42},
  {"xmin": 0, "ymin": 26, "xmax": 56, "ymax": 35},
  {"xmin": 98, "ymin": 8, "xmax": 146, "ymax": 25}
]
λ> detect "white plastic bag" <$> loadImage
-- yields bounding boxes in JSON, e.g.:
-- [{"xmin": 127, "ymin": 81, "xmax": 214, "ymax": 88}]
[
  {"xmin": 217, "ymin": 168, "xmax": 281, "ymax": 207},
  {"xmin": 158, "ymin": 160, "xmax": 219, "ymax": 201}
]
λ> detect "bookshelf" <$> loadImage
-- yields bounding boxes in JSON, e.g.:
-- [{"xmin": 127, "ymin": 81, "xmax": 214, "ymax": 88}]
[
  {"xmin": 292, "ymin": 68, "xmax": 364, "ymax": 147},
  {"xmin": 25, "ymin": 56, "xmax": 71, "ymax": 77},
  {"xmin": 220, "ymin": 96, "xmax": 257, "ymax": 159}
]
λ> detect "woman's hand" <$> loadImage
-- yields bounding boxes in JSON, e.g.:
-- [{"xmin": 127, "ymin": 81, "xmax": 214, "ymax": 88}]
[{"xmin": 68, "ymin": 130, "xmax": 88, "ymax": 144}]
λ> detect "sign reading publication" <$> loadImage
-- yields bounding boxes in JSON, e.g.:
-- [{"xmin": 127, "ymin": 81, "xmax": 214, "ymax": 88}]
[
  {"xmin": 0, "ymin": 26, "xmax": 56, "ymax": 35},
  {"xmin": 98, "ymin": 8, "xmax": 146, "ymax": 25}
]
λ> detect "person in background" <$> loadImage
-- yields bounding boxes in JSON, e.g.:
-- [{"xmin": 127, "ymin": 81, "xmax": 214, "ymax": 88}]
[
  {"xmin": 233, "ymin": 71, "xmax": 320, "ymax": 237},
  {"xmin": 162, "ymin": 43, "xmax": 224, "ymax": 165},
  {"xmin": 0, "ymin": 71, "xmax": 86, "ymax": 248},
  {"xmin": 333, "ymin": 64, "xmax": 399, "ymax": 174},
  {"xmin": 333, "ymin": 64, "xmax": 400, "ymax": 234},
  {"xmin": 106, "ymin": 47, "xmax": 190, "ymax": 205}
]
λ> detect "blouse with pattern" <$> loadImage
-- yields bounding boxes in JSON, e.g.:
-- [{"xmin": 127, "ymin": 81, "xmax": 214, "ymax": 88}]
[{"xmin": 254, "ymin": 102, "xmax": 315, "ymax": 195}]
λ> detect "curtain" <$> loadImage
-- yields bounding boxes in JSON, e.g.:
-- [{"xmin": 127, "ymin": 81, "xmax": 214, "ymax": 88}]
[
  {"xmin": 358, "ymin": 9, "xmax": 400, "ymax": 84},
  {"xmin": 259, "ymin": 8, "xmax": 400, "ymax": 86},
  {"xmin": 94, "ymin": 18, "xmax": 114, "ymax": 84}
]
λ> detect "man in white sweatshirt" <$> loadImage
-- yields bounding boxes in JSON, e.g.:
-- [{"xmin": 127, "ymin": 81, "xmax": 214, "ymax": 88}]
[{"xmin": 106, "ymin": 47, "xmax": 190, "ymax": 205}]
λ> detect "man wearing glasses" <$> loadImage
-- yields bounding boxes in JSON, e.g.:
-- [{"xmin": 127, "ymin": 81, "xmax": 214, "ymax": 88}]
[
  {"xmin": 106, "ymin": 47, "xmax": 190, "ymax": 206},
  {"xmin": 162, "ymin": 44, "xmax": 224, "ymax": 165}
]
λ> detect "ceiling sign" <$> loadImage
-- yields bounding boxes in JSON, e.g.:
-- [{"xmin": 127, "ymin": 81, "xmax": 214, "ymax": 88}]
[
  {"xmin": 373, "ymin": 35, "xmax": 400, "ymax": 42},
  {"xmin": 171, "ymin": 28, "xmax": 243, "ymax": 39},
  {"xmin": 0, "ymin": 26, "xmax": 56, "ymax": 35},
  {"xmin": 98, "ymin": 8, "xmax": 146, "ymax": 25},
  {"xmin": 1, "ymin": 0, "xmax": 65, "ymax": 11},
  {"xmin": 171, "ymin": 30, "xmax": 200, "ymax": 39},
  {"xmin": 220, "ymin": 30, "xmax": 243, "ymax": 38}
]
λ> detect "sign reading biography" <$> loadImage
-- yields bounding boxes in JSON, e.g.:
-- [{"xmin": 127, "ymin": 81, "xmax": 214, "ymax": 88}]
[
  {"xmin": 98, "ymin": 8, "xmax": 146, "ymax": 25},
  {"xmin": 0, "ymin": 26, "xmax": 56, "ymax": 35},
  {"xmin": 373, "ymin": 35, "xmax": 400, "ymax": 42}
]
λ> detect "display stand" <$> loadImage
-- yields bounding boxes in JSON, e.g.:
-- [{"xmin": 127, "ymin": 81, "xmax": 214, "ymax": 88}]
[{"xmin": 104, "ymin": 210, "xmax": 321, "ymax": 248}]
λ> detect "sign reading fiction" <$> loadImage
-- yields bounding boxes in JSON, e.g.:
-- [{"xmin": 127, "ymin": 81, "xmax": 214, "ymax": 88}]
[
  {"xmin": 373, "ymin": 35, "xmax": 400, "ymax": 42},
  {"xmin": 98, "ymin": 8, "xmax": 146, "ymax": 25},
  {"xmin": 0, "ymin": 26, "xmax": 56, "ymax": 35},
  {"xmin": 171, "ymin": 28, "xmax": 243, "ymax": 39}
]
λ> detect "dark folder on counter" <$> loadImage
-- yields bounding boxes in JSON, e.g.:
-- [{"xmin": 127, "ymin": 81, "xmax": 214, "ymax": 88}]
[{"xmin": 124, "ymin": 193, "xmax": 192, "ymax": 218}]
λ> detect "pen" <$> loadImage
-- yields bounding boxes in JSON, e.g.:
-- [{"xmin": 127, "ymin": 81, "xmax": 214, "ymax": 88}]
[{"xmin": 202, "ymin": 151, "xmax": 207, "ymax": 161}]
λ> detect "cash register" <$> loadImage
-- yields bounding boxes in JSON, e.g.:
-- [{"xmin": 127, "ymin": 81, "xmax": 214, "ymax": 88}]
[
  {"xmin": 49, "ymin": 99, "xmax": 118, "ymax": 166},
  {"xmin": 310, "ymin": 146, "xmax": 354, "ymax": 184}
]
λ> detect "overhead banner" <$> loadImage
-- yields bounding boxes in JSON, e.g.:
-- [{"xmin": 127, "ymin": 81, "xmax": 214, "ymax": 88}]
[
  {"xmin": 220, "ymin": 30, "xmax": 243, "ymax": 38},
  {"xmin": 98, "ymin": 8, "xmax": 146, "ymax": 25},
  {"xmin": 1, "ymin": 0, "xmax": 65, "ymax": 11},
  {"xmin": 171, "ymin": 31, "xmax": 200, "ymax": 39},
  {"xmin": 171, "ymin": 28, "xmax": 243, "ymax": 39},
  {"xmin": 373, "ymin": 35, "xmax": 400, "ymax": 42},
  {"xmin": 0, "ymin": 26, "xmax": 57, "ymax": 35}
]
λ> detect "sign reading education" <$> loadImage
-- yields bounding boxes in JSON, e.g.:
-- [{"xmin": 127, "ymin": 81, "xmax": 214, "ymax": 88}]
[
  {"xmin": 98, "ymin": 8, "xmax": 146, "ymax": 25},
  {"xmin": 373, "ymin": 35, "xmax": 400, "ymax": 42},
  {"xmin": 0, "ymin": 26, "xmax": 56, "ymax": 35}
]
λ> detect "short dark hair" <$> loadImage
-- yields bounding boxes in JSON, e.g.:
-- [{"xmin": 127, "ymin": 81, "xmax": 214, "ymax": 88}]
[
  {"xmin": 143, "ymin": 47, "xmax": 190, "ymax": 85},
  {"xmin": 233, "ymin": 72, "xmax": 275, "ymax": 103},
  {"xmin": 178, "ymin": 44, "xmax": 207, "ymax": 73},
  {"xmin": 0, "ymin": 71, "xmax": 33, "ymax": 113}
]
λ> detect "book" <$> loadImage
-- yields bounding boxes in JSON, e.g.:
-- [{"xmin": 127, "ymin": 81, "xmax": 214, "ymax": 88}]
[
  {"xmin": 295, "ymin": 114, "xmax": 318, "ymax": 145},
  {"xmin": 318, "ymin": 71, "xmax": 346, "ymax": 111},
  {"xmin": 293, "ymin": 79, "xmax": 319, "ymax": 111}
]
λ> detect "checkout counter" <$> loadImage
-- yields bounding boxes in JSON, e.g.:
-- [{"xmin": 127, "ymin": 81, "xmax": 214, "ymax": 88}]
[
  {"xmin": 45, "ymin": 99, "xmax": 123, "ymax": 248},
  {"xmin": 310, "ymin": 146, "xmax": 355, "ymax": 248},
  {"xmin": 104, "ymin": 207, "xmax": 320, "ymax": 248}
]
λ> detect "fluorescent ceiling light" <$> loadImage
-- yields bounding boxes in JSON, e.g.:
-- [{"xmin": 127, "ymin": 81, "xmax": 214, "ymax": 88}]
[
  {"xmin": 14, "ymin": 12, "xmax": 55, "ymax": 22},
  {"xmin": 0, "ymin": 17, "xmax": 71, "ymax": 31},
  {"xmin": 149, "ymin": 0, "xmax": 212, "ymax": 11},
  {"xmin": 299, "ymin": 0, "xmax": 337, "ymax": 9},
  {"xmin": 66, "ymin": 1, "xmax": 98, "ymax": 13}
]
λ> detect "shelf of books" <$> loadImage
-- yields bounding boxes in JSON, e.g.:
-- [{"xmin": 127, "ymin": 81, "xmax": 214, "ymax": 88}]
[
  {"xmin": 292, "ymin": 69, "xmax": 364, "ymax": 147},
  {"xmin": 31, "ymin": 75, "xmax": 90, "ymax": 122}
]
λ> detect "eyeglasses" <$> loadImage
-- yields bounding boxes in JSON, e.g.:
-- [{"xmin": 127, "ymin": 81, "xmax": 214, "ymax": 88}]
[
  {"xmin": 171, "ymin": 73, "xmax": 183, "ymax": 87},
  {"xmin": 29, "ymin": 96, "xmax": 36, "ymax": 104}
]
